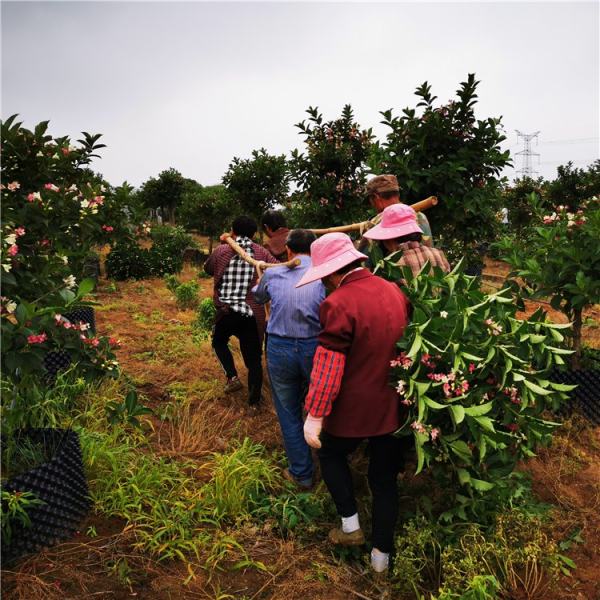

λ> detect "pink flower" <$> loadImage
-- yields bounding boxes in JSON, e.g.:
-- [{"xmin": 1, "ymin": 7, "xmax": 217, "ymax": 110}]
[
  {"xmin": 443, "ymin": 382, "xmax": 452, "ymax": 397},
  {"xmin": 44, "ymin": 183, "xmax": 60, "ymax": 192},
  {"xmin": 61, "ymin": 147, "xmax": 70, "ymax": 156},
  {"xmin": 91, "ymin": 195, "xmax": 105, "ymax": 205},
  {"xmin": 40, "ymin": 239, "xmax": 50, "ymax": 247},
  {"xmin": 468, "ymin": 363, "xmax": 476, "ymax": 373},
  {"xmin": 8, "ymin": 244, "xmax": 18, "ymax": 256},
  {"xmin": 507, "ymin": 423, "xmax": 519, "ymax": 432},
  {"xmin": 411, "ymin": 421, "xmax": 427, "ymax": 435},
  {"xmin": 27, "ymin": 192, "xmax": 41, "ymax": 203},
  {"xmin": 27, "ymin": 332, "xmax": 48, "ymax": 344},
  {"xmin": 430, "ymin": 427, "xmax": 441, "ymax": 441},
  {"xmin": 7, "ymin": 181, "xmax": 20, "ymax": 191},
  {"xmin": 109, "ymin": 337, "xmax": 121, "ymax": 348},
  {"xmin": 14, "ymin": 227, "xmax": 26, "ymax": 237},
  {"xmin": 102, "ymin": 225, "xmax": 114, "ymax": 232}
]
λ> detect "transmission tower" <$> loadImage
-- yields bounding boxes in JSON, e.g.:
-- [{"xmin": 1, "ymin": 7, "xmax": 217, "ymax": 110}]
[{"xmin": 515, "ymin": 130, "xmax": 541, "ymax": 177}]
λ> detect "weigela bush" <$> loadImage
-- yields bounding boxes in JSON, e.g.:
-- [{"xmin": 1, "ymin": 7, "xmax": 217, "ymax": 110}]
[
  {"xmin": 289, "ymin": 105, "xmax": 374, "ymax": 228},
  {"xmin": 1, "ymin": 116, "xmax": 120, "ymax": 409},
  {"xmin": 497, "ymin": 196, "xmax": 600, "ymax": 368},
  {"xmin": 375, "ymin": 258, "xmax": 573, "ymax": 521}
]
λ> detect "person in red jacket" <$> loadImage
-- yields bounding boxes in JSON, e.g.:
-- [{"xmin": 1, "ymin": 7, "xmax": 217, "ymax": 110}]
[{"xmin": 296, "ymin": 232, "xmax": 411, "ymax": 575}]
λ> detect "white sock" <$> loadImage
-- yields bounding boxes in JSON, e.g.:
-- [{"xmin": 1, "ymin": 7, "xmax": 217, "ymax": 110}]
[
  {"xmin": 371, "ymin": 548, "xmax": 390, "ymax": 573},
  {"xmin": 341, "ymin": 513, "xmax": 360, "ymax": 533}
]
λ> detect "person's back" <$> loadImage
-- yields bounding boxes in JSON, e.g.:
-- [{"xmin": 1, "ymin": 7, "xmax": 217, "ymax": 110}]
[{"xmin": 318, "ymin": 269, "xmax": 410, "ymax": 437}]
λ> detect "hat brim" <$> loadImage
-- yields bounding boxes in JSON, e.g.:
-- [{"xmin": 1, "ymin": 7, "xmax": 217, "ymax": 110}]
[
  {"xmin": 296, "ymin": 248, "xmax": 367, "ymax": 287},
  {"xmin": 363, "ymin": 221, "xmax": 422, "ymax": 241}
]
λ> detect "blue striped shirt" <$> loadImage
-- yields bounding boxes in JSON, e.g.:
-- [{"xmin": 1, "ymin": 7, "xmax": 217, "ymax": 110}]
[{"xmin": 252, "ymin": 255, "xmax": 325, "ymax": 339}]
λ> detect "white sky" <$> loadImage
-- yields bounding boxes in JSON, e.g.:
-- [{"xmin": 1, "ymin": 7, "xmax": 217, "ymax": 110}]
[{"xmin": 2, "ymin": 1, "xmax": 599, "ymax": 188}]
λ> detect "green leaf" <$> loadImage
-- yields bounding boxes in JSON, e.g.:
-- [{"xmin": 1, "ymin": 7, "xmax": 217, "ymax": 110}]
[
  {"xmin": 464, "ymin": 401, "xmax": 494, "ymax": 417},
  {"xmin": 523, "ymin": 379, "xmax": 552, "ymax": 396},
  {"xmin": 450, "ymin": 405, "xmax": 465, "ymax": 425},
  {"xmin": 423, "ymin": 396, "xmax": 446, "ymax": 410},
  {"xmin": 407, "ymin": 333, "xmax": 422, "ymax": 359},
  {"xmin": 450, "ymin": 440, "xmax": 472, "ymax": 463},
  {"xmin": 471, "ymin": 478, "xmax": 495, "ymax": 492},
  {"xmin": 77, "ymin": 277, "xmax": 95, "ymax": 297},
  {"xmin": 456, "ymin": 468, "xmax": 471, "ymax": 485},
  {"xmin": 549, "ymin": 381, "xmax": 577, "ymax": 392},
  {"xmin": 474, "ymin": 416, "xmax": 495, "ymax": 432}
]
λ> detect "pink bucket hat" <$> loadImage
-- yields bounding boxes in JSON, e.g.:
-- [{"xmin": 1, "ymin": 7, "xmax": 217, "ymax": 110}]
[
  {"xmin": 296, "ymin": 232, "xmax": 367, "ymax": 287},
  {"xmin": 363, "ymin": 203, "xmax": 422, "ymax": 240}
]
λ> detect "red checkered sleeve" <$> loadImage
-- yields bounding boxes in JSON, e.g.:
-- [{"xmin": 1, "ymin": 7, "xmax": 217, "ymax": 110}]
[{"xmin": 305, "ymin": 345, "xmax": 346, "ymax": 418}]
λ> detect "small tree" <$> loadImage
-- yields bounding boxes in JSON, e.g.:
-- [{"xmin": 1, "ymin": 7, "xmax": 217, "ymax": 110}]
[
  {"xmin": 375, "ymin": 258, "xmax": 572, "ymax": 522},
  {"xmin": 222, "ymin": 148, "xmax": 289, "ymax": 222},
  {"xmin": 544, "ymin": 160, "xmax": 600, "ymax": 211},
  {"xmin": 138, "ymin": 168, "xmax": 197, "ymax": 224},
  {"xmin": 180, "ymin": 185, "xmax": 235, "ymax": 253},
  {"xmin": 371, "ymin": 74, "xmax": 511, "ymax": 267},
  {"xmin": 497, "ymin": 196, "xmax": 600, "ymax": 369},
  {"xmin": 289, "ymin": 105, "xmax": 374, "ymax": 229},
  {"xmin": 502, "ymin": 177, "xmax": 546, "ymax": 238}
]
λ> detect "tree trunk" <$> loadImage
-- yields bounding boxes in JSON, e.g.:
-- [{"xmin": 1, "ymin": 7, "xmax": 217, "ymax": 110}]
[
  {"xmin": 572, "ymin": 308, "xmax": 583, "ymax": 371},
  {"xmin": 208, "ymin": 237, "xmax": 214, "ymax": 254}
]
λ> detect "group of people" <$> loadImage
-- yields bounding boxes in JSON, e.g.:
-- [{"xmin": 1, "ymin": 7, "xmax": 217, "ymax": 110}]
[{"xmin": 204, "ymin": 174, "xmax": 451, "ymax": 576}]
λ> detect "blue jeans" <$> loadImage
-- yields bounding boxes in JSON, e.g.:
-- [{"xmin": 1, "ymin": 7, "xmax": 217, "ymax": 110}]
[{"xmin": 267, "ymin": 335, "xmax": 318, "ymax": 485}]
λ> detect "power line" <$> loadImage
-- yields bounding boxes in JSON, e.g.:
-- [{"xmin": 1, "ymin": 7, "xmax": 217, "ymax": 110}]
[{"xmin": 539, "ymin": 137, "xmax": 599, "ymax": 145}]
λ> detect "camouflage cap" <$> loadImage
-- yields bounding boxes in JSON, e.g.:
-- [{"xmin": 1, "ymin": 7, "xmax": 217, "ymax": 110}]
[{"xmin": 366, "ymin": 174, "xmax": 400, "ymax": 196}]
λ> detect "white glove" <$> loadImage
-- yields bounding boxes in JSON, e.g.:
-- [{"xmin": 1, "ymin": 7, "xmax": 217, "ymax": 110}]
[{"xmin": 304, "ymin": 414, "xmax": 323, "ymax": 449}]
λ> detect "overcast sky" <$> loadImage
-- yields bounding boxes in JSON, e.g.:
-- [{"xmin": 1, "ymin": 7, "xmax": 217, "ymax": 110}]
[{"xmin": 2, "ymin": 1, "xmax": 599, "ymax": 188}]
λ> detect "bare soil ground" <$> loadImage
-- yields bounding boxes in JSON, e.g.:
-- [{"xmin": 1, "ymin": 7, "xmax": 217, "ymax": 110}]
[{"xmin": 2, "ymin": 257, "xmax": 599, "ymax": 600}]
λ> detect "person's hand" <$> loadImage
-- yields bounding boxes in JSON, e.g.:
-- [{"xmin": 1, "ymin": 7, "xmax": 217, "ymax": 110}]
[
  {"xmin": 219, "ymin": 232, "xmax": 232, "ymax": 243},
  {"xmin": 304, "ymin": 414, "xmax": 323, "ymax": 449}
]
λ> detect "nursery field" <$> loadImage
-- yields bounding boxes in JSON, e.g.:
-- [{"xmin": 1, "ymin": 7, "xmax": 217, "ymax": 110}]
[{"xmin": 2, "ymin": 257, "xmax": 600, "ymax": 600}]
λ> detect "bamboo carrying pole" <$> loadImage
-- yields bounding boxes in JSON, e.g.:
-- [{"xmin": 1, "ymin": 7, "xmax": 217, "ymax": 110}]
[
  {"xmin": 308, "ymin": 196, "xmax": 438, "ymax": 235},
  {"xmin": 221, "ymin": 195, "xmax": 439, "ymax": 271},
  {"xmin": 221, "ymin": 235, "xmax": 301, "ymax": 271}
]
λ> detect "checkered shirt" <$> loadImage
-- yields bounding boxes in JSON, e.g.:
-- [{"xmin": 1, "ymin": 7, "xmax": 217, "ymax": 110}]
[{"xmin": 218, "ymin": 236, "xmax": 256, "ymax": 316}]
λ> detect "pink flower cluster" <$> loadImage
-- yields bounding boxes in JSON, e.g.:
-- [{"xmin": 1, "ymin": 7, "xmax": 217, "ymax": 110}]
[
  {"xmin": 90, "ymin": 195, "xmax": 104, "ymax": 206},
  {"xmin": 390, "ymin": 352, "xmax": 413, "ymax": 369},
  {"xmin": 503, "ymin": 386, "xmax": 521, "ymax": 405},
  {"xmin": 44, "ymin": 183, "xmax": 60, "ymax": 192},
  {"xmin": 484, "ymin": 318, "xmax": 502, "ymax": 336},
  {"xmin": 427, "ymin": 370, "xmax": 470, "ymax": 398},
  {"xmin": 543, "ymin": 206, "xmax": 587, "ymax": 228},
  {"xmin": 108, "ymin": 337, "xmax": 121, "ymax": 348},
  {"xmin": 81, "ymin": 335, "xmax": 100, "ymax": 347},
  {"xmin": 411, "ymin": 421, "xmax": 442, "ymax": 441},
  {"xmin": 27, "ymin": 332, "xmax": 48, "ymax": 344},
  {"xmin": 411, "ymin": 421, "xmax": 427, "ymax": 434},
  {"xmin": 420, "ymin": 353, "xmax": 438, "ymax": 369},
  {"xmin": 102, "ymin": 225, "xmax": 114, "ymax": 232},
  {"xmin": 54, "ymin": 314, "xmax": 90, "ymax": 332}
]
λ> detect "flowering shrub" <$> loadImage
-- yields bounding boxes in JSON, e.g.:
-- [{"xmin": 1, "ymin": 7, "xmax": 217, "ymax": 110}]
[
  {"xmin": 1, "ymin": 117, "xmax": 121, "ymax": 426},
  {"xmin": 0, "ymin": 116, "xmax": 135, "ymax": 301},
  {"xmin": 289, "ymin": 105, "xmax": 374, "ymax": 228},
  {"xmin": 370, "ymin": 75, "xmax": 510, "ymax": 268},
  {"xmin": 375, "ymin": 258, "xmax": 573, "ymax": 521},
  {"xmin": 497, "ymin": 196, "xmax": 600, "ymax": 368}
]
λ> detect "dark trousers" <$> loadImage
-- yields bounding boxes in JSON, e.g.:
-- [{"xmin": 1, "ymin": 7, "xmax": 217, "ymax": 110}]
[
  {"xmin": 318, "ymin": 431, "xmax": 408, "ymax": 553},
  {"xmin": 212, "ymin": 312, "xmax": 263, "ymax": 405}
]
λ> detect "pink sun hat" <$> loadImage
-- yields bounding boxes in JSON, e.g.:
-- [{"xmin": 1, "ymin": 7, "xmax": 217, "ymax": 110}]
[
  {"xmin": 296, "ymin": 232, "xmax": 367, "ymax": 287},
  {"xmin": 363, "ymin": 203, "xmax": 422, "ymax": 240}
]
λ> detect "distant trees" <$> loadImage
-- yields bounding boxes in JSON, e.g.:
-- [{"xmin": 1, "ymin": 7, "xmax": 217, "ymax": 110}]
[
  {"xmin": 138, "ymin": 168, "xmax": 199, "ymax": 224},
  {"xmin": 288, "ymin": 105, "xmax": 374, "ymax": 229},
  {"xmin": 180, "ymin": 184, "xmax": 235, "ymax": 253},
  {"xmin": 222, "ymin": 149, "xmax": 290, "ymax": 222}
]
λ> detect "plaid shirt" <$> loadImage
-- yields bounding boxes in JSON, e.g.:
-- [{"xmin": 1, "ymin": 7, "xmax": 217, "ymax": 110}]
[
  {"xmin": 218, "ymin": 236, "xmax": 255, "ymax": 316},
  {"xmin": 394, "ymin": 241, "xmax": 450, "ymax": 277},
  {"xmin": 305, "ymin": 345, "xmax": 346, "ymax": 418},
  {"xmin": 204, "ymin": 239, "xmax": 278, "ymax": 337}
]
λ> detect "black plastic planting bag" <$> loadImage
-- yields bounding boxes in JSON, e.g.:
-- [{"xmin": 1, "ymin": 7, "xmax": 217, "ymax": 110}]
[
  {"xmin": 64, "ymin": 306, "xmax": 96, "ymax": 334},
  {"xmin": 552, "ymin": 369, "xmax": 600, "ymax": 425},
  {"xmin": 1, "ymin": 429, "xmax": 91, "ymax": 564}
]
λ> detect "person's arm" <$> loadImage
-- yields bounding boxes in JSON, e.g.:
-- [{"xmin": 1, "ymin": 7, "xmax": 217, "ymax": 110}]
[
  {"xmin": 252, "ymin": 271, "xmax": 271, "ymax": 304},
  {"xmin": 204, "ymin": 248, "xmax": 218, "ymax": 275},
  {"xmin": 303, "ymin": 300, "xmax": 353, "ymax": 448}
]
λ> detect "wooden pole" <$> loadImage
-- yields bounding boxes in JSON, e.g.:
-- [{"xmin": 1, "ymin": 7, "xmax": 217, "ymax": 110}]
[
  {"xmin": 221, "ymin": 235, "xmax": 301, "ymax": 271},
  {"xmin": 309, "ymin": 196, "xmax": 438, "ymax": 235}
]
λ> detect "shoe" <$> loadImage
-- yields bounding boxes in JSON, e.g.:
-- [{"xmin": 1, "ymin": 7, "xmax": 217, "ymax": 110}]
[
  {"xmin": 246, "ymin": 402, "xmax": 261, "ymax": 417},
  {"xmin": 282, "ymin": 468, "xmax": 313, "ymax": 490},
  {"xmin": 224, "ymin": 376, "xmax": 243, "ymax": 393},
  {"xmin": 328, "ymin": 527, "xmax": 365, "ymax": 546}
]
